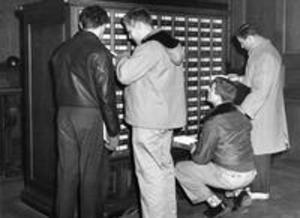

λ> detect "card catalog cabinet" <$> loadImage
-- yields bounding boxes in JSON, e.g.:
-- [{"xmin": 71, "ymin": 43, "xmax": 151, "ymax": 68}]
[{"xmin": 18, "ymin": 0, "xmax": 229, "ymax": 216}]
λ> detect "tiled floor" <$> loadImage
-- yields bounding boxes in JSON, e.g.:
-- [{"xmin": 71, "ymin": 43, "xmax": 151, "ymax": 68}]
[{"xmin": 1, "ymin": 157, "xmax": 300, "ymax": 218}]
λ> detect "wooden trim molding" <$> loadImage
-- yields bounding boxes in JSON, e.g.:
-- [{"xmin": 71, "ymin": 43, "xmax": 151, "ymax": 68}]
[{"xmin": 282, "ymin": 0, "xmax": 300, "ymax": 54}]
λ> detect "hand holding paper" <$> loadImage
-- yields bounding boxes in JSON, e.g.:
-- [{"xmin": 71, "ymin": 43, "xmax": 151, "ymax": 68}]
[
  {"xmin": 173, "ymin": 135, "xmax": 197, "ymax": 152},
  {"xmin": 105, "ymin": 135, "xmax": 120, "ymax": 151},
  {"xmin": 103, "ymin": 123, "xmax": 119, "ymax": 151}
]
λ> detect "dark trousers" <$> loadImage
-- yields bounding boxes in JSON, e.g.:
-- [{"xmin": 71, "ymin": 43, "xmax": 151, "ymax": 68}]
[
  {"xmin": 250, "ymin": 154, "xmax": 271, "ymax": 193},
  {"xmin": 55, "ymin": 107, "xmax": 109, "ymax": 218}
]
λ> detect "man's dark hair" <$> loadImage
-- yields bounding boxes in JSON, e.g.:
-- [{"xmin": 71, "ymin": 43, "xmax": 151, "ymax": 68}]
[
  {"xmin": 122, "ymin": 7, "xmax": 152, "ymax": 26},
  {"xmin": 235, "ymin": 23, "xmax": 258, "ymax": 39},
  {"xmin": 213, "ymin": 77, "xmax": 251, "ymax": 105},
  {"xmin": 213, "ymin": 77, "xmax": 237, "ymax": 103},
  {"xmin": 79, "ymin": 5, "xmax": 109, "ymax": 29}
]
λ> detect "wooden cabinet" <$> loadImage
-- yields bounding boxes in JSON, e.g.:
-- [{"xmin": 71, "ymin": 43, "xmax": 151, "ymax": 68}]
[{"xmin": 17, "ymin": 0, "xmax": 229, "ymax": 216}]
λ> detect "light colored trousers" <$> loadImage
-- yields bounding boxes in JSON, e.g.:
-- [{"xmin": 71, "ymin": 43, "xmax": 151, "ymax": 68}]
[
  {"xmin": 132, "ymin": 127, "xmax": 177, "ymax": 218},
  {"xmin": 175, "ymin": 161, "xmax": 257, "ymax": 204}
]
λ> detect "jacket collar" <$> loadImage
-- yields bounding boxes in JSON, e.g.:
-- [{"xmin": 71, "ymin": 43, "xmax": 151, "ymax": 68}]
[
  {"xmin": 202, "ymin": 102, "xmax": 237, "ymax": 123},
  {"xmin": 76, "ymin": 30, "xmax": 102, "ymax": 43},
  {"xmin": 141, "ymin": 29, "xmax": 180, "ymax": 48},
  {"xmin": 249, "ymin": 36, "xmax": 270, "ymax": 55}
]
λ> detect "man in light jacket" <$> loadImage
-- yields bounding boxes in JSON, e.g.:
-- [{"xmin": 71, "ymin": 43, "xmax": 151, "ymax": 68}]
[
  {"xmin": 116, "ymin": 7, "xmax": 186, "ymax": 218},
  {"xmin": 233, "ymin": 23, "xmax": 289, "ymax": 200}
]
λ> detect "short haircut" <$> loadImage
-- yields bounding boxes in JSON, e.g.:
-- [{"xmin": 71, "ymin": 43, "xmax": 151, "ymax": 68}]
[
  {"xmin": 213, "ymin": 77, "xmax": 251, "ymax": 105},
  {"xmin": 235, "ymin": 23, "xmax": 258, "ymax": 39},
  {"xmin": 122, "ymin": 7, "xmax": 152, "ymax": 27},
  {"xmin": 213, "ymin": 77, "xmax": 237, "ymax": 103},
  {"xmin": 79, "ymin": 5, "xmax": 109, "ymax": 29}
]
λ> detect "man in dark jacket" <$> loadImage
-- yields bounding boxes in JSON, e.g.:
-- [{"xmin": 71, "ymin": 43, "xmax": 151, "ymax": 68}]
[
  {"xmin": 51, "ymin": 5, "xmax": 119, "ymax": 218},
  {"xmin": 175, "ymin": 77, "xmax": 256, "ymax": 218}
]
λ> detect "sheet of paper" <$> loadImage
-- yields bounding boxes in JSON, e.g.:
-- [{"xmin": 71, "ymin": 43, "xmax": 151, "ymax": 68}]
[
  {"xmin": 173, "ymin": 135, "xmax": 197, "ymax": 145},
  {"xmin": 173, "ymin": 135, "xmax": 197, "ymax": 150},
  {"xmin": 103, "ymin": 123, "xmax": 109, "ymax": 143}
]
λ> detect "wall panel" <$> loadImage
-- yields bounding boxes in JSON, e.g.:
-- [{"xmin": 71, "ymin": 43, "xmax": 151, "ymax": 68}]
[
  {"xmin": 283, "ymin": 0, "xmax": 300, "ymax": 54},
  {"xmin": 0, "ymin": 0, "xmax": 42, "ymax": 61}
]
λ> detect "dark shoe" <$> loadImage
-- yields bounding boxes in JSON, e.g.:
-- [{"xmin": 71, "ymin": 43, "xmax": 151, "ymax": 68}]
[
  {"xmin": 204, "ymin": 203, "xmax": 231, "ymax": 218},
  {"xmin": 232, "ymin": 190, "xmax": 252, "ymax": 210}
]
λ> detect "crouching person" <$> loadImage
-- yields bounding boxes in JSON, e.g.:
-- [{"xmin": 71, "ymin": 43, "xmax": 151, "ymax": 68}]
[{"xmin": 175, "ymin": 77, "xmax": 257, "ymax": 218}]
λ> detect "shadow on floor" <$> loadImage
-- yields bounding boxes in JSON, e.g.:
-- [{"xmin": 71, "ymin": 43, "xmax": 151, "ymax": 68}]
[
  {"xmin": 178, "ymin": 158, "xmax": 300, "ymax": 218},
  {"xmin": 1, "ymin": 158, "xmax": 300, "ymax": 218}
]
